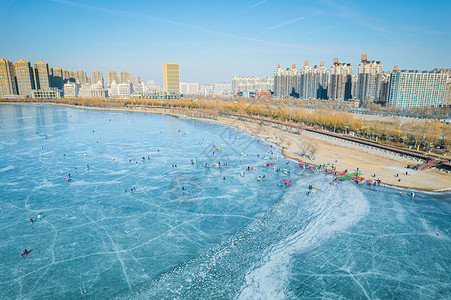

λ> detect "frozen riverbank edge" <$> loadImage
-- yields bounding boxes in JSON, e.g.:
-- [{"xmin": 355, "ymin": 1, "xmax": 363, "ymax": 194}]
[{"xmin": 1, "ymin": 101, "xmax": 449, "ymax": 192}]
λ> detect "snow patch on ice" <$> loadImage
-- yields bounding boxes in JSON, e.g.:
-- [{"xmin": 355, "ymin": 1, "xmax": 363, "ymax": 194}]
[{"xmin": 238, "ymin": 181, "xmax": 369, "ymax": 299}]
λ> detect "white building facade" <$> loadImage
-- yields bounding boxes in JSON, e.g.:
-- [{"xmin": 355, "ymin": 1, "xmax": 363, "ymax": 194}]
[
  {"xmin": 180, "ymin": 82, "xmax": 199, "ymax": 95},
  {"xmin": 387, "ymin": 70, "xmax": 447, "ymax": 107},
  {"xmin": 63, "ymin": 82, "xmax": 80, "ymax": 97}
]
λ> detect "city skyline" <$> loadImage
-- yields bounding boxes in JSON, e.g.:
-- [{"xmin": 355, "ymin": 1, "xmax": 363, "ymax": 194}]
[{"xmin": 1, "ymin": 0, "xmax": 450, "ymax": 84}]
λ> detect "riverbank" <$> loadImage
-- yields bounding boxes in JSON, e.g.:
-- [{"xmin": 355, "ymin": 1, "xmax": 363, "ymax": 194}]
[{"xmin": 1, "ymin": 101, "xmax": 450, "ymax": 191}]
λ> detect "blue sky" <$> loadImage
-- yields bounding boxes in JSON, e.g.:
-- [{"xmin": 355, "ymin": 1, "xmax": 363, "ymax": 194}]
[{"xmin": 1, "ymin": 0, "xmax": 450, "ymax": 84}]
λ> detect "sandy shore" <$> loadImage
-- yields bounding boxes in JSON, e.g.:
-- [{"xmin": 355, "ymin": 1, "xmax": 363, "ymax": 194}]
[
  {"xmin": 2, "ymin": 102, "xmax": 450, "ymax": 191},
  {"xmin": 212, "ymin": 117, "xmax": 450, "ymax": 192}
]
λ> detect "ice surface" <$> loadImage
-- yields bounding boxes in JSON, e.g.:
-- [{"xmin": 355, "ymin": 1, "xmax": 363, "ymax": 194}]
[
  {"xmin": 0, "ymin": 104, "xmax": 293, "ymax": 299},
  {"xmin": 134, "ymin": 176, "xmax": 451, "ymax": 300},
  {"xmin": 1, "ymin": 105, "xmax": 450, "ymax": 299}
]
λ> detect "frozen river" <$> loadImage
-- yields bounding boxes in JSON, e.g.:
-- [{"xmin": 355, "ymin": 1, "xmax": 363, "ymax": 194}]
[{"xmin": 0, "ymin": 104, "xmax": 450, "ymax": 299}]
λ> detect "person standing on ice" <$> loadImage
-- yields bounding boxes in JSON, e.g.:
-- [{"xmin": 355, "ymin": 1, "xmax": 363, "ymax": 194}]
[{"xmin": 38, "ymin": 212, "xmax": 41, "ymax": 220}]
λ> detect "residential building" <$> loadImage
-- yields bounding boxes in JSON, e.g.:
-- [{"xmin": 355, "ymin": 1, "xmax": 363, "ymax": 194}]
[
  {"xmin": 79, "ymin": 83, "xmax": 108, "ymax": 98},
  {"xmin": 62, "ymin": 69, "xmax": 76, "ymax": 82},
  {"xmin": 232, "ymin": 76, "xmax": 273, "ymax": 92},
  {"xmin": 0, "ymin": 58, "xmax": 17, "ymax": 96},
  {"xmin": 62, "ymin": 69, "xmax": 70, "ymax": 81},
  {"xmin": 232, "ymin": 76, "xmax": 260, "ymax": 91},
  {"xmin": 299, "ymin": 61, "xmax": 328, "ymax": 100},
  {"xmin": 118, "ymin": 82, "xmax": 132, "ymax": 98},
  {"xmin": 147, "ymin": 84, "xmax": 163, "ymax": 93},
  {"xmin": 273, "ymin": 64, "xmax": 300, "ymax": 98},
  {"xmin": 162, "ymin": 63, "xmax": 180, "ymax": 93},
  {"xmin": 108, "ymin": 81, "xmax": 118, "ymax": 97},
  {"xmin": 434, "ymin": 68, "xmax": 451, "ymax": 106},
  {"xmin": 119, "ymin": 71, "xmax": 132, "ymax": 84},
  {"xmin": 433, "ymin": 68, "xmax": 451, "ymax": 77},
  {"xmin": 63, "ymin": 82, "xmax": 80, "ymax": 97},
  {"xmin": 132, "ymin": 76, "xmax": 141, "ymax": 85},
  {"xmin": 254, "ymin": 77, "xmax": 274, "ymax": 92},
  {"xmin": 199, "ymin": 84, "xmax": 213, "ymax": 96},
  {"xmin": 51, "ymin": 67, "xmax": 64, "ymax": 90},
  {"xmin": 132, "ymin": 83, "xmax": 144, "ymax": 96},
  {"xmin": 445, "ymin": 78, "xmax": 451, "ymax": 106},
  {"xmin": 387, "ymin": 69, "xmax": 447, "ymax": 107},
  {"xmin": 351, "ymin": 75, "xmax": 358, "ymax": 100},
  {"xmin": 329, "ymin": 57, "xmax": 353, "ymax": 101},
  {"xmin": 108, "ymin": 71, "xmax": 118, "ymax": 86},
  {"xmin": 213, "ymin": 83, "xmax": 232, "ymax": 96},
  {"xmin": 34, "ymin": 61, "xmax": 51, "ymax": 90},
  {"xmin": 91, "ymin": 70, "xmax": 104, "ymax": 87},
  {"xmin": 74, "ymin": 70, "xmax": 89, "ymax": 84},
  {"xmin": 13, "ymin": 59, "xmax": 35, "ymax": 97},
  {"xmin": 180, "ymin": 82, "xmax": 199, "ymax": 95},
  {"xmin": 378, "ymin": 72, "xmax": 391, "ymax": 105},
  {"xmin": 357, "ymin": 54, "xmax": 383, "ymax": 105}
]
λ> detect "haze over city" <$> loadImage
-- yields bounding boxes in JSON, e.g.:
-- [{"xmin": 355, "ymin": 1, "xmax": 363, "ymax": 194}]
[{"xmin": 1, "ymin": 0, "xmax": 450, "ymax": 83}]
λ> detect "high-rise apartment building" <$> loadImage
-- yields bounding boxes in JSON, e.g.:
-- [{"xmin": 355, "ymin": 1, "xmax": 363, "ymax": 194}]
[
  {"xmin": 433, "ymin": 68, "xmax": 451, "ymax": 77},
  {"xmin": 132, "ymin": 76, "xmax": 141, "ymax": 85},
  {"xmin": 51, "ymin": 67, "xmax": 64, "ymax": 90},
  {"xmin": 119, "ymin": 71, "xmax": 132, "ymax": 84},
  {"xmin": 351, "ymin": 75, "xmax": 358, "ymax": 100},
  {"xmin": 108, "ymin": 71, "xmax": 118, "ymax": 86},
  {"xmin": 387, "ymin": 69, "xmax": 447, "ymax": 107},
  {"xmin": 75, "ymin": 70, "xmax": 89, "ymax": 84},
  {"xmin": 274, "ymin": 64, "xmax": 300, "ymax": 98},
  {"xmin": 34, "ymin": 61, "xmax": 51, "ymax": 90},
  {"xmin": 91, "ymin": 70, "xmax": 104, "ymax": 86},
  {"xmin": 162, "ymin": 63, "xmax": 180, "ymax": 93},
  {"xmin": 445, "ymin": 78, "xmax": 451, "ymax": 106},
  {"xmin": 299, "ymin": 61, "xmax": 328, "ymax": 100},
  {"xmin": 0, "ymin": 58, "xmax": 17, "ymax": 96},
  {"xmin": 357, "ymin": 54, "xmax": 383, "ymax": 105},
  {"xmin": 434, "ymin": 68, "xmax": 451, "ymax": 106},
  {"xmin": 62, "ymin": 69, "xmax": 76, "ymax": 82},
  {"xmin": 13, "ymin": 59, "xmax": 35, "ymax": 97},
  {"xmin": 329, "ymin": 57, "xmax": 353, "ymax": 101},
  {"xmin": 378, "ymin": 72, "xmax": 391, "ymax": 105},
  {"xmin": 69, "ymin": 71, "xmax": 77, "ymax": 82}
]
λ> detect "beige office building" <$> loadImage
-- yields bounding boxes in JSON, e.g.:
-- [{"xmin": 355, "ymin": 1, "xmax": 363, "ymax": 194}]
[
  {"xmin": 13, "ymin": 59, "xmax": 35, "ymax": 97},
  {"xmin": 0, "ymin": 58, "xmax": 18, "ymax": 96},
  {"xmin": 91, "ymin": 70, "xmax": 104, "ymax": 86},
  {"xmin": 34, "ymin": 61, "xmax": 51, "ymax": 90},
  {"xmin": 163, "ymin": 63, "xmax": 180, "ymax": 93}
]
